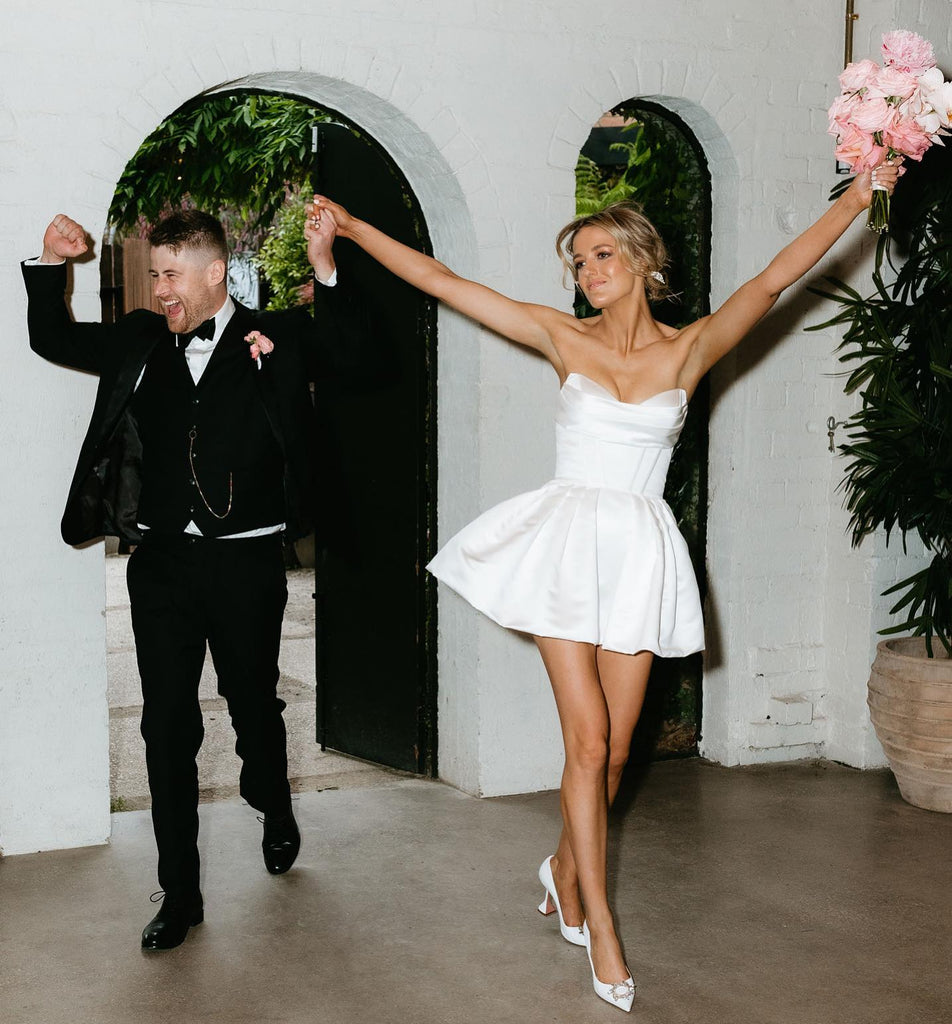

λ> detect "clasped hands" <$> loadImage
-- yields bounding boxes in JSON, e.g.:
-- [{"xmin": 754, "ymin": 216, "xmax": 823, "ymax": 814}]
[{"xmin": 304, "ymin": 195, "xmax": 339, "ymax": 283}]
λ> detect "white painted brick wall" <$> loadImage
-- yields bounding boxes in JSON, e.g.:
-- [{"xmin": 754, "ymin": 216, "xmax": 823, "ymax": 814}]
[
  {"xmin": 0, "ymin": 0, "xmax": 944, "ymax": 852},
  {"xmin": 767, "ymin": 696, "xmax": 815, "ymax": 728}
]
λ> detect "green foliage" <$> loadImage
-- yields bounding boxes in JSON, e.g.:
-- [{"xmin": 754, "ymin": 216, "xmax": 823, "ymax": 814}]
[
  {"xmin": 808, "ymin": 154, "xmax": 952, "ymax": 654},
  {"xmin": 108, "ymin": 92, "xmax": 329, "ymax": 247},
  {"xmin": 576, "ymin": 149, "xmax": 646, "ymax": 214},
  {"xmin": 255, "ymin": 191, "xmax": 313, "ymax": 312}
]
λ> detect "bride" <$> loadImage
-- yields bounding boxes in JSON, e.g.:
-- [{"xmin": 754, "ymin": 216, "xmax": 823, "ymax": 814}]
[{"xmin": 309, "ymin": 159, "xmax": 899, "ymax": 1012}]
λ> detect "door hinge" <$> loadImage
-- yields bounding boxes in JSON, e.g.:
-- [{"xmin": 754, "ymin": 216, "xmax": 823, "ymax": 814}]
[{"xmin": 311, "ymin": 125, "xmax": 319, "ymax": 154}]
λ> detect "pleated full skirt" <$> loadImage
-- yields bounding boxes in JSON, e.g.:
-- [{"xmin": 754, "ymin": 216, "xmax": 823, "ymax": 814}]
[{"xmin": 427, "ymin": 479, "xmax": 704, "ymax": 658}]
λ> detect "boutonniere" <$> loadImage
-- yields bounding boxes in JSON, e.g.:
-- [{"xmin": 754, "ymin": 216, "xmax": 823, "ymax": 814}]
[{"xmin": 245, "ymin": 330, "xmax": 274, "ymax": 364}]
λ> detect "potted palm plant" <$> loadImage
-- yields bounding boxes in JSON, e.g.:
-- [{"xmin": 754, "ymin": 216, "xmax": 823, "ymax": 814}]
[{"xmin": 810, "ymin": 147, "xmax": 952, "ymax": 811}]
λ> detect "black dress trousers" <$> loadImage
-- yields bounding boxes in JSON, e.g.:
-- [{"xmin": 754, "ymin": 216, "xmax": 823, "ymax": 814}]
[{"xmin": 126, "ymin": 531, "xmax": 290, "ymax": 897}]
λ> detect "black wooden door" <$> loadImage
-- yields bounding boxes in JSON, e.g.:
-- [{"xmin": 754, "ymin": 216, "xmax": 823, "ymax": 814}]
[{"xmin": 312, "ymin": 121, "xmax": 437, "ymax": 774}]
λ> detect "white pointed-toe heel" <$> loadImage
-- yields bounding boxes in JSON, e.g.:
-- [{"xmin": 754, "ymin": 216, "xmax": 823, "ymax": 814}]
[
  {"xmin": 537, "ymin": 855, "xmax": 586, "ymax": 947},
  {"xmin": 582, "ymin": 922, "xmax": 635, "ymax": 1012}
]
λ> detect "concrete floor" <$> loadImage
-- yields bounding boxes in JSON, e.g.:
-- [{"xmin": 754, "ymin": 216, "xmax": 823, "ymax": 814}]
[{"xmin": 3, "ymin": 759, "xmax": 951, "ymax": 1024}]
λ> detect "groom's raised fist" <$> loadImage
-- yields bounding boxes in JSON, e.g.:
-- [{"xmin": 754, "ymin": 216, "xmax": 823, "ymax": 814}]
[{"xmin": 41, "ymin": 214, "xmax": 89, "ymax": 263}]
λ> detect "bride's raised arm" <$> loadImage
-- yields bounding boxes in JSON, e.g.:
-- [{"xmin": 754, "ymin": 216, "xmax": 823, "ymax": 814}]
[
  {"xmin": 681, "ymin": 161, "xmax": 901, "ymax": 388},
  {"xmin": 310, "ymin": 195, "xmax": 573, "ymax": 368}
]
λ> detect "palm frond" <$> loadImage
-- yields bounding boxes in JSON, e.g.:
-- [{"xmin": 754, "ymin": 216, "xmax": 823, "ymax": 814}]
[{"xmin": 816, "ymin": 149, "xmax": 952, "ymax": 652}]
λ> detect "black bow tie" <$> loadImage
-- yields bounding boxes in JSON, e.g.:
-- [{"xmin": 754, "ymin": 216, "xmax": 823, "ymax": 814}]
[{"xmin": 175, "ymin": 318, "xmax": 216, "ymax": 346}]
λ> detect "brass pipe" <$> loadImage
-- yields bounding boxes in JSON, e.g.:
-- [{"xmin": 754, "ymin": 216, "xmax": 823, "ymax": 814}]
[
  {"xmin": 845, "ymin": 0, "xmax": 858, "ymax": 67},
  {"xmin": 836, "ymin": 2, "xmax": 861, "ymax": 174}
]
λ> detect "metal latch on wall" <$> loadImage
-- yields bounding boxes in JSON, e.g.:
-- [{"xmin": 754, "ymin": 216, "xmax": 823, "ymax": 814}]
[{"xmin": 827, "ymin": 416, "xmax": 848, "ymax": 453}]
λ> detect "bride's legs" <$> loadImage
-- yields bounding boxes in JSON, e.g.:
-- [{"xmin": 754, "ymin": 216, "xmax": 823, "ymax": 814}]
[
  {"xmin": 554, "ymin": 646, "xmax": 653, "ymax": 894},
  {"xmin": 535, "ymin": 638, "xmax": 651, "ymax": 982},
  {"xmin": 536, "ymin": 634, "xmax": 651, "ymax": 978}
]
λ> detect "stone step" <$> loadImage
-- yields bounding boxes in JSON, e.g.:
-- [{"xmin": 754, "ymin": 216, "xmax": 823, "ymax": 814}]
[
  {"xmin": 106, "ymin": 557, "xmax": 395, "ymax": 811},
  {"xmin": 109, "ymin": 690, "xmax": 386, "ymax": 811}
]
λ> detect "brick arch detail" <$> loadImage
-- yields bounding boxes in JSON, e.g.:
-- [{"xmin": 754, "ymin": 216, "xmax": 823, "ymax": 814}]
[
  {"xmin": 546, "ymin": 63, "xmax": 742, "ymax": 297},
  {"xmin": 97, "ymin": 53, "xmax": 504, "ymax": 281}
]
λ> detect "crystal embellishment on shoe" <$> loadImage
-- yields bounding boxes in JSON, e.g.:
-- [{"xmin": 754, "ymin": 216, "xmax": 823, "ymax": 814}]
[
  {"xmin": 607, "ymin": 979, "xmax": 636, "ymax": 1005},
  {"xmin": 582, "ymin": 922, "xmax": 635, "ymax": 1013},
  {"xmin": 537, "ymin": 855, "xmax": 587, "ymax": 947}
]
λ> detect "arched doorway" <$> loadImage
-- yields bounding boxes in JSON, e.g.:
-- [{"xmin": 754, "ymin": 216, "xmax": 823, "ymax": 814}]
[
  {"xmin": 576, "ymin": 99, "xmax": 712, "ymax": 759},
  {"xmin": 101, "ymin": 90, "xmax": 438, "ymax": 813},
  {"xmin": 310, "ymin": 119, "xmax": 438, "ymax": 774}
]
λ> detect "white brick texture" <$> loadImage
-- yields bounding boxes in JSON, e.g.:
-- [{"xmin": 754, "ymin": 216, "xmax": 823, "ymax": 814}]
[{"xmin": 0, "ymin": 0, "xmax": 944, "ymax": 853}]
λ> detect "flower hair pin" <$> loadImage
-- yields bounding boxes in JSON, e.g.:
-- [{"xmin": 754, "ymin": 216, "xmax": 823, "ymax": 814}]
[{"xmin": 245, "ymin": 330, "xmax": 274, "ymax": 363}]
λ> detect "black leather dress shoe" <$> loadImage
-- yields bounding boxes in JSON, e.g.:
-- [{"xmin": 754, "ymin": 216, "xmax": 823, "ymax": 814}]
[
  {"xmin": 141, "ymin": 892, "xmax": 204, "ymax": 951},
  {"xmin": 262, "ymin": 810, "xmax": 301, "ymax": 874}
]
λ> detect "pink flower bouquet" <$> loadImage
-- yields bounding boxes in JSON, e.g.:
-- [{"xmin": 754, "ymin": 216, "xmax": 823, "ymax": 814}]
[{"xmin": 828, "ymin": 30, "xmax": 952, "ymax": 232}]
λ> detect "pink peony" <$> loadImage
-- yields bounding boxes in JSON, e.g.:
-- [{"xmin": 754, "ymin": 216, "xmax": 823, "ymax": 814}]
[
  {"xmin": 839, "ymin": 59, "xmax": 880, "ymax": 93},
  {"xmin": 834, "ymin": 122, "xmax": 887, "ymax": 172},
  {"xmin": 867, "ymin": 65, "xmax": 920, "ymax": 101},
  {"xmin": 847, "ymin": 96, "xmax": 897, "ymax": 133},
  {"xmin": 245, "ymin": 330, "xmax": 275, "ymax": 361},
  {"xmin": 828, "ymin": 93, "xmax": 862, "ymax": 134},
  {"xmin": 881, "ymin": 29, "xmax": 936, "ymax": 75},
  {"xmin": 882, "ymin": 115, "xmax": 933, "ymax": 160}
]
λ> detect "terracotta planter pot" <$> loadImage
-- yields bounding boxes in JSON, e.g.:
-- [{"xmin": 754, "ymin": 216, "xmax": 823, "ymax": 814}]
[{"xmin": 868, "ymin": 637, "xmax": 952, "ymax": 812}]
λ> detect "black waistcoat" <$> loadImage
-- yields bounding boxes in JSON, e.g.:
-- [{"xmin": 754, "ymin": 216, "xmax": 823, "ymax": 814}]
[{"xmin": 130, "ymin": 333, "xmax": 286, "ymax": 536}]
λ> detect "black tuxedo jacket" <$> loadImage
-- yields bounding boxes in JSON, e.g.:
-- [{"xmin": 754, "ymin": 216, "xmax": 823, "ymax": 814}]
[{"xmin": 23, "ymin": 261, "xmax": 375, "ymax": 546}]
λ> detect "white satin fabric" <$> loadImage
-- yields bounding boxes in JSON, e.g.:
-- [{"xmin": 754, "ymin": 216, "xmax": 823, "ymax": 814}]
[{"xmin": 427, "ymin": 372, "xmax": 705, "ymax": 657}]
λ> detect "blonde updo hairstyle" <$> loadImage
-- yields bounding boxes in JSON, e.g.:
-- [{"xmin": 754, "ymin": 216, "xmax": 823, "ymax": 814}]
[{"xmin": 556, "ymin": 201, "xmax": 671, "ymax": 302}]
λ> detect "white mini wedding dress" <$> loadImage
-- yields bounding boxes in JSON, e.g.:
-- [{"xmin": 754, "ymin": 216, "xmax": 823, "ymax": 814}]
[{"xmin": 427, "ymin": 372, "xmax": 705, "ymax": 657}]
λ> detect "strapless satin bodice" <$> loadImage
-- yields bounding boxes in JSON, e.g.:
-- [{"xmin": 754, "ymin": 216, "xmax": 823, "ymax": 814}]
[{"xmin": 554, "ymin": 373, "xmax": 687, "ymax": 498}]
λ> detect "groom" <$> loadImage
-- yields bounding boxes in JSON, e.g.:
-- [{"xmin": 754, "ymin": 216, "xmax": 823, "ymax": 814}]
[{"xmin": 23, "ymin": 204, "xmax": 369, "ymax": 950}]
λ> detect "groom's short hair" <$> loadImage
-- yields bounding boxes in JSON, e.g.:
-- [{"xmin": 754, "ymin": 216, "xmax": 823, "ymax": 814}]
[{"xmin": 149, "ymin": 210, "xmax": 228, "ymax": 264}]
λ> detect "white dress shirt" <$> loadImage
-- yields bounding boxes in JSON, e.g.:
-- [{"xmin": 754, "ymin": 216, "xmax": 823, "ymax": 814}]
[{"xmin": 165, "ymin": 296, "xmax": 283, "ymax": 538}]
